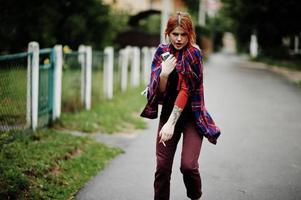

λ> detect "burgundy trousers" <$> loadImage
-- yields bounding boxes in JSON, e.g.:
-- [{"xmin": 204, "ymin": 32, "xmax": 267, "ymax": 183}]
[{"xmin": 154, "ymin": 119, "xmax": 203, "ymax": 200}]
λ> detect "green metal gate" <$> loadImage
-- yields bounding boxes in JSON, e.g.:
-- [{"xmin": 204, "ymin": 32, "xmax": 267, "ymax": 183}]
[
  {"xmin": 0, "ymin": 52, "xmax": 31, "ymax": 136},
  {"xmin": 38, "ymin": 48, "xmax": 55, "ymax": 126}
]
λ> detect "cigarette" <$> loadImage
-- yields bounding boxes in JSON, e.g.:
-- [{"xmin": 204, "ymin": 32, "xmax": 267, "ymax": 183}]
[{"xmin": 162, "ymin": 141, "xmax": 166, "ymax": 147}]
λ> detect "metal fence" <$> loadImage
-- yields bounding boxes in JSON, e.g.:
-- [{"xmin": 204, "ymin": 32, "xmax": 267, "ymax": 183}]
[
  {"xmin": 62, "ymin": 51, "xmax": 84, "ymax": 112},
  {"xmin": 0, "ymin": 52, "xmax": 30, "ymax": 137},
  {"xmin": 0, "ymin": 42, "xmax": 155, "ymax": 145},
  {"xmin": 0, "ymin": 42, "xmax": 62, "ymax": 145},
  {"xmin": 91, "ymin": 49, "xmax": 123, "ymax": 105},
  {"xmin": 92, "ymin": 50, "xmax": 105, "ymax": 105},
  {"xmin": 38, "ymin": 48, "xmax": 55, "ymax": 127},
  {"xmin": 114, "ymin": 49, "xmax": 122, "ymax": 94}
]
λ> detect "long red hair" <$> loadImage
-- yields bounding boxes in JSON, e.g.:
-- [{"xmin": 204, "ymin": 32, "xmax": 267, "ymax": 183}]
[{"xmin": 164, "ymin": 12, "xmax": 196, "ymax": 46}]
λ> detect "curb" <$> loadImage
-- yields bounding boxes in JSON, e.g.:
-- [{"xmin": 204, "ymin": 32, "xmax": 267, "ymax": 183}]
[{"xmin": 241, "ymin": 59, "xmax": 301, "ymax": 85}]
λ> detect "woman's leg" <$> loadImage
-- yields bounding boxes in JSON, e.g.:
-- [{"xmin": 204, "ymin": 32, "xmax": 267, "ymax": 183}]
[
  {"xmin": 180, "ymin": 121, "xmax": 203, "ymax": 199},
  {"xmin": 154, "ymin": 120, "xmax": 181, "ymax": 200}
]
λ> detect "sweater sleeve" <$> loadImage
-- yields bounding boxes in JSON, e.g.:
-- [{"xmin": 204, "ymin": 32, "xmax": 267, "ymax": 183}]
[{"xmin": 174, "ymin": 73, "xmax": 189, "ymax": 109}]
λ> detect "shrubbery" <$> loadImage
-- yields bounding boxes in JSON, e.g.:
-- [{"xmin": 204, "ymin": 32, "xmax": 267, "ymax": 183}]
[{"xmin": 0, "ymin": 0, "xmax": 129, "ymax": 53}]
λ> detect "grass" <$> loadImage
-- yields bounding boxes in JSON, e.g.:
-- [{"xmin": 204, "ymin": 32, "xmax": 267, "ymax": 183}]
[
  {"xmin": 0, "ymin": 129, "xmax": 122, "ymax": 199},
  {"xmin": 61, "ymin": 69, "xmax": 83, "ymax": 112},
  {"xmin": 61, "ymin": 68, "xmax": 124, "ymax": 112},
  {"xmin": 1, "ymin": 53, "xmax": 149, "ymax": 198},
  {"xmin": 0, "ymin": 85, "xmax": 148, "ymax": 199},
  {"xmin": 54, "ymin": 85, "xmax": 147, "ymax": 133},
  {"xmin": 253, "ymin": 55, "xmax": 301, "ymax": 71}
]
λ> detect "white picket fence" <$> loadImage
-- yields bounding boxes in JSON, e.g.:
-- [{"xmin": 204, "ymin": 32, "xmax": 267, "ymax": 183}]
[{"xmin": 27, "ymin": 41, "xmax": 156, "ymax": 130}]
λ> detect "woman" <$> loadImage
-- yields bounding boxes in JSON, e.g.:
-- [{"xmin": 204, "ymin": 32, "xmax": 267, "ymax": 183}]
[{"xmin": 141, "ymin": 12, "xmax": 221, "ymax": 200}]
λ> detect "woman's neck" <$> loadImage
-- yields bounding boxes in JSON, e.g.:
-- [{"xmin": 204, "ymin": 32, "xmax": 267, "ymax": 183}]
[{"xmin": 169, "ymin": 43, "xmax": 189, "ymax": 53}]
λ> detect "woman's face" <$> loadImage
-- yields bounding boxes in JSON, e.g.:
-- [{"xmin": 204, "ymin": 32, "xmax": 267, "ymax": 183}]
[{"xmin": 169, "ymin": 26, "xmax": 189, "ymax": 50}]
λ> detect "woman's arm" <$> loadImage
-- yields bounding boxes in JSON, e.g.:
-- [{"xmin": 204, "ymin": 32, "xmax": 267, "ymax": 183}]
[
  {"xmin": 159, "ymin": 74, "xmax": 169, "ymax": 92},
  {"xmin": 159, "ymin": 74, "xmax": 189, "ymax": 144}
]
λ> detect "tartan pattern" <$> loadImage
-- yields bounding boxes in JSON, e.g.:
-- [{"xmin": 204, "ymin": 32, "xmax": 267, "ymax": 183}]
[{"xmin": 140, "ymin": 44, "xmax": 221, "ymax": 144}]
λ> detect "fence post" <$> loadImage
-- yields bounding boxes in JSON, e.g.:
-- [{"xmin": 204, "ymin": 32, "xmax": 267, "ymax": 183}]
[
  {"xmin": 250, "ymin": 34, "xmax": 258, "ymax": 58},
  {"xmin": 294, "ymin": 35, "xmax": 299, "ymax": 54},
  {"xmin": 150, "ymin": 47, "xmax": 156, "ymax": 62},
  {"xmin": 26, "ymin": 48, "xmax": 31, "ymax": 128},
  {"xmin": 78, "ymin": 45, "xmax": 86, "ymax": 105},
  {"xmin": 120, "ymin": 48, "xmax": 128, "ymax": 92},
  {"xmin": 27, "ymin": 42, "xmax": 39, "ymax": 130},
  {"xmin": 53, "ymin": 45, "xmax": 62, "ymax": 120},
  {"xmin": 104, "ymin": 47, "xmax": 114, "ymax": 99},
  {"xmin": 142, "ymin": 47, "xmax": 151, "ymax": 85},
  {"xmin": 131, "ymin": 47, "xmax": 140, "ymax": 87},
  {"xmin": 85, "ymin": 46, "xmax": 92, "ymax": 110}
]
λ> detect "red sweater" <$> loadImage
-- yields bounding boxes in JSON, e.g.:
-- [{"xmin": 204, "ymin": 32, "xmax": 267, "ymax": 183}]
[{"xmin": 175, "ymin": 73, "xmax": 189, "ymax": 109}]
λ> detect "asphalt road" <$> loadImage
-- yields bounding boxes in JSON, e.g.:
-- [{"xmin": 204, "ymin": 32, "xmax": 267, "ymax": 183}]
[{"xmin": 76, "ymin": 53, "xmax": 301, "ymax": 200}]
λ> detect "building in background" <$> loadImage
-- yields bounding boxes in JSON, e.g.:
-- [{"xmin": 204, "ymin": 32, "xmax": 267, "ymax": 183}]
[
  {"xmin": 104, "ymin": 0, "xmax": 222, "ymax": 47},
  {"xmin": 105, "ymin": 0, "xmax": 188, "ymax": 47},
  {"xmin": 103, "ymin": 0, "xmax": 187, "ymax": 14}
]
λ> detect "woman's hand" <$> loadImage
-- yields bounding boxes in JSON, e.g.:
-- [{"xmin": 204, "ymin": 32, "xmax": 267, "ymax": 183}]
[
  {"xmin": 160, "ymin": 55, "xmax": 177, "ymax": 77},
  {"xmin": 159, "ymin": 121, "xmax": 175, "ymax": 144}
]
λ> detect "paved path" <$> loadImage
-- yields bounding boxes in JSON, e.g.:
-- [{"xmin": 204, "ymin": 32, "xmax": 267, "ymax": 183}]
[{"xmin": 76, "ymin": 53, "xmax": 301, "ymax": 200}]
